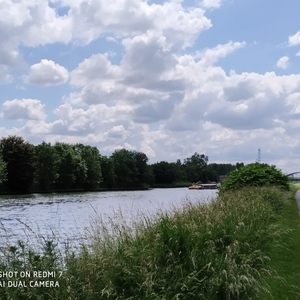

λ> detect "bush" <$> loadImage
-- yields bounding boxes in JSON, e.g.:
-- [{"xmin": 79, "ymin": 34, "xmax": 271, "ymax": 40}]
[{"xmin": 219, "ymin": 163, "xmax": 289, "ymax": 193}]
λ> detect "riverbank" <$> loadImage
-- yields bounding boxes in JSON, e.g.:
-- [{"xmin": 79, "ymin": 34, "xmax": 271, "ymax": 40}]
[
  {"xmin": 0, "ymin": 186, "xmax": 298, "ymax": 299},
  {"xmin": 0, "ymin": 183, "xmax": 192, "ymax": 196},
  {"xmin": 0, "ymin": 186, "xmax": 151, "ymax": 196}
]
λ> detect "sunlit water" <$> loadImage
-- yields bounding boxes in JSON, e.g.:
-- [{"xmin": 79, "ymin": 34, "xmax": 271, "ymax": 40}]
[{"xmin": 0, "ymin": 188, "xmax": 217, "ymax": 249}]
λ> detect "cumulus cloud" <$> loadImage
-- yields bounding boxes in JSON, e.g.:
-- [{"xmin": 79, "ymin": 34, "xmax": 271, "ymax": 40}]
[
  {"xmin": 196, "ymin": 41, "xmax": 246, "ymax": 67},
  {"xmin": 2, "ymin": 0, "xmax": 300, "ymax": 174},
  {"xmin": 288, "ymin": 31, "xmax": 300, "ymax": 46},
  {"xmin": 285, "ymin": 93, "xmax": 300, "ymax": 115},
  {"xmin": 276, "ymin": 56, "xmax": 289, "ymax": 69},
  {"xmin": 121, "ymin": 31, "xmax": 182, "ymax": 90},
  {"xmin": 1, "ymin": 99, "xmax": 46, "ymax": 120},
  {"xmin": 68, "ymin": 31, "xmax": 186, "ymax": 108},
  {"xmin": 223, "ymin": 81, "xmax": 254, "ymax": 102},
  {"xmin": 52, "ymin": 102, "xmax": 133, "ymax": 135},
  {"xmin": 71, "ymin": 54, "xmax": 120, "ymax": 86},
  {"xmin": 26, "ymin": 59, "xmax": 69, "ymax": 86},
  {"xmin": 201, "ymin": 0, "xmax": 222, "ymax": 9},
  {"xmin": 68, "ymin": 1, "xmax": 211, "ymax": 48},
  {"xmin": 0, "ymin": 1, "xmax": 71, "ymax": 68},
  {"xmin": 0, "ymin": 0, "xmax": 212, "ymax": 67}
]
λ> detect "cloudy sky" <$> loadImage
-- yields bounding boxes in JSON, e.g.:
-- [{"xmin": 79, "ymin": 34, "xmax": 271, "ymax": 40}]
[{"xmin": 1, "ymin": 0, "xmax": 300, "ymax": 173}]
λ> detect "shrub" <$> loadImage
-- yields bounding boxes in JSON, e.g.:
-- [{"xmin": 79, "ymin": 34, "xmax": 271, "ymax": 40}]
[{"xmin": 219, "ymin": 163, "xmax": 289, "ymax": 193}]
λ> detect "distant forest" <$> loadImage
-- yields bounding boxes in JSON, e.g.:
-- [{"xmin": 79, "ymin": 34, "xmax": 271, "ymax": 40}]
[{"xmin": 0, "ymin": 136, "xmax": 244, "ymax": 194}]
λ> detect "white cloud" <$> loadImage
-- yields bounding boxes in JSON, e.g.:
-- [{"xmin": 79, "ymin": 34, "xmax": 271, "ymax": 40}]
[
  {"xmin": 27, "ymin": 59, "xmax": 69, "ymax": 86},
  {"xmin": 0, "ymin": 1, "xmax": 71, "ymax": 68},
  {"xmin": 52, "ymin": 102, "xmax": 133, "ymax": 135},
  {"xmin": 296, "ymin": 51, "xmax": 300, "ymax": 57},
  {"xmin": 288, "ymin": 31, "xmax": 300, "ymax": 46},
  {"xmin": 201, "ymin": 0, "xmax": 222, "ymax": 9},
  {"xmin": 1, "ymin": 99, "xmax": 46, "ymax": 121},
  {"xmin": 0, "ymin": 66, "xmax": 13, "ymax": 84},
  {"xmin": 4, "ymin": 0, "xmax": 205, "ymax": 51},
  {"xmin": 1, "ymin": 0, "xmax": 300, "ymax": 174},
  {"xmin": 71, "ymin": 54, "xmax": 120, "ymax": 86},
  {"xmin": 285, "ymin": 93, "xmax": 300, "ymax": 114},
  {"xmin": 276, "ymin": 56, "xmax": 289, "ymax": 69},
  {"xmin": 67, "ymin": 1, "xmax": 211, "ymax": 48},
  {"xmin": 195, "ymin": 41, "xmax": 246, "ymax": 67}
]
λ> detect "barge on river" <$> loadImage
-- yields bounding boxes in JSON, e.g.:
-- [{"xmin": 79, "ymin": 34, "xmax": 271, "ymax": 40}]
[{"xmin": 188, "ymin": 182, "xmax": 219, "ymax": 190}]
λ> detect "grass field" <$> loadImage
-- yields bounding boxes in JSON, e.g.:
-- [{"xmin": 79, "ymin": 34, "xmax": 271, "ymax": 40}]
[
  {"xmin": 261, "ymin": 184, "xmax": 300, "ymax": 299},
  {"xmin": 0, "ymin": 185, "xmax": 299, "ymax": 299}
]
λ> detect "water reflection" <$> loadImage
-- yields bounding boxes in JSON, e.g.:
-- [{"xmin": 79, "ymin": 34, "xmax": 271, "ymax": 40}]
[{"xmin": 0, "ymin": 188, "xmax": 217, "ymax": 248}]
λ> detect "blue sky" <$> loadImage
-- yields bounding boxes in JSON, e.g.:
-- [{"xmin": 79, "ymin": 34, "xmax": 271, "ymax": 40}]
[{"xmin": 1, "ymin": 0, "xmax": 300, "ymax": 173}]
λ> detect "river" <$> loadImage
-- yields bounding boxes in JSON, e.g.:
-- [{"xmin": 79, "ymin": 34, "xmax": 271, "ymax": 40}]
[{"xmin": 0, "ymin": 188, "xmax": 217, "ymax": 249}]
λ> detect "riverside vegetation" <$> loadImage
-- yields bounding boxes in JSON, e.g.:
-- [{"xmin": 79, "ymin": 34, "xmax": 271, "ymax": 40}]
[
  {"xmin": 0, "ymin": 135, "xmax": 244, "ymax": 194},
  {"xmin": 0, "ymin": 163, "xmax": 299, "ymax": 299}
]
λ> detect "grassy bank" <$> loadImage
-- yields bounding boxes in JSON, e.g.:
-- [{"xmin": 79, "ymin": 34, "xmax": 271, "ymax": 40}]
[
  {"xmin": 0, "ymin": 186, "xmax": 299, "ymax": 299},
  {"xmin": 261, "ymin": 184, "xmax": 300, "ymax": 299}
]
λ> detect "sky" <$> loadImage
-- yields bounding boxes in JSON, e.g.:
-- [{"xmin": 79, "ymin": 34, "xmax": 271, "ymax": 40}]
[{"xmin": 1, "ymin": 0, "xmax": 300, "ymax": 174}]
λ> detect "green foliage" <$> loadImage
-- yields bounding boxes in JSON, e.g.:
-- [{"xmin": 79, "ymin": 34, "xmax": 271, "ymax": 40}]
[
  {"xmin": 261, "ymin": 185, "xmax": 300, "ymax": 299},
  {"xmin": 111, "ymin": 149, "xmax": 138, "ymax": 187},
  {"xmin": 184, "ymin": 152, "xmax": 208, "ymax": 182},
  {"xmin": 0, "ymin": 240, "xmax": 65, "ymax": 300},
  {"xmin": 34, "ymin": 142, "xmax": 103, "ymax": 192},
  {"xmin": 0, "ymin": 135, "xmax": 247, "ymax": 192},
  {"xmin": 0, "ymin": 154, "xmax": 7, "ymax": 184},
  {"xmin": 209, "ymin": 162, "xmax": 244, "ymax": 177},
  {"xmin": 0, "ymin": 187, "xmax": 295, "ymax": 299},
  {"xmin": 219, "ymin": 163, "xmax": 289, "ymax": 193},
  {"xmin": 74, "ymin": 144, "xmax": 102, "ymax": 189},
  {"xmin": 110, "ymin": 149, "xmax": 153, "ymax": 188},
  {"xmin": 34, "ymin": 142, "xmax": 56, "ymax": 191},
  {"xmin": 52, "ymin": 142, "xmax": 83, "ymax": 189},
  {"xmin": 100, "ymin": 156, "xmax": 116, "ymax": 188},
  {"xmin": 152, "ymin": 161, "xmax": 177, "ymax": 184},
  {"xmin": 151, "ymin": 153, "xmax": 231, "ymax": 185},
  {"xmin": 0, "ymin": 136, "xmax": 35, "ymax": 193}
]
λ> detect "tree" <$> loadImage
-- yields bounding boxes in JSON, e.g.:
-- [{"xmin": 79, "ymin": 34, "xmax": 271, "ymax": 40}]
[
  {"xmin": 219, "ymin": 163, "xmax": 289, "ymax": 193},
  {"xmin": 184, "ymin": 153, "xmax": 208, "ymax": 183},
  {"xmin": 0, "ymin": 154, "xmax": 6, "ymax": 184},
  {"xmin": 100, "ymin": 156, "xmax": 116, "ymax": 188},
  {"xmin": 0, "ymin": 136, "xmax": 35, "ymax": 193},
  {"xmin": 111, "ymin": 149, "xmax": 138, "ymax": 187},
  {"xmin": 132, "ymin": 151, "xmax": 153, "ymax": 186},
  {"xmin": 35, "ymin": 142, "xmax": 56, "ymax": 191},
  {"xmin": 152, "ymin": 161, "xmax": 176, "ymax": 184},
  {"xmin": 53, "ymin": 142, "xmax": 86, "ymax": 190},
  {"xmin": 206, "ymin": 165, "xmax": 219, "ymax": 182},
  {"xmin": 73, "ymin": 144, "xmax": 102, "ymax": 189}
]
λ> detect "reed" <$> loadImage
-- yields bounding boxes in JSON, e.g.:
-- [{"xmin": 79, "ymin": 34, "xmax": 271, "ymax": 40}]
[{"xmin": 0, "ymin": 186, "xmax": 295, "ymax": 299}]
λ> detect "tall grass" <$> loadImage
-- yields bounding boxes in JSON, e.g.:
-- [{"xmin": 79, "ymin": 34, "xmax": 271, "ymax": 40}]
[{"xmin": 0, "ymin": 186, "xmax": 293, "ymax": 299}]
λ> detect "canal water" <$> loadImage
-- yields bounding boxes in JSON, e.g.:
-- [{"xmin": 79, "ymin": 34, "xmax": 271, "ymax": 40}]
[{"xmin": 0, "ymin": 188, "xmax": 217, "ymax": 249}]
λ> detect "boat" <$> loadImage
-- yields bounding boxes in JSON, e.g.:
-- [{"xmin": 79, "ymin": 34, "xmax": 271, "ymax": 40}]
[{"xmin": 188, "ymin": 182, "xmax": 219, "ymax": 190}]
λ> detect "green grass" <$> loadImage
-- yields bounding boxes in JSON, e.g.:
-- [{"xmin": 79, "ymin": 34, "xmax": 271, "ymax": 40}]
[
  {"xmin": 0, "ymin": 186, "xmax": 299, "ymax": 299},
  {"xmin": 261, "ymin": 185, "xmax": 300, "ymax": 299}
]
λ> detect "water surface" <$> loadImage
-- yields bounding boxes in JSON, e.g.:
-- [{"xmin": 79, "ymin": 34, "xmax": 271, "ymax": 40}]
[{"xmin": 0, "ymin": 188, "xmax": 217, "ymax": 248}]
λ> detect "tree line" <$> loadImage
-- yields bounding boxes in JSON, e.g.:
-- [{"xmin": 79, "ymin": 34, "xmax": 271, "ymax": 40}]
[{"xmin": 0, "ymin": 136, "xmax": 244, "ymax": 193}]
